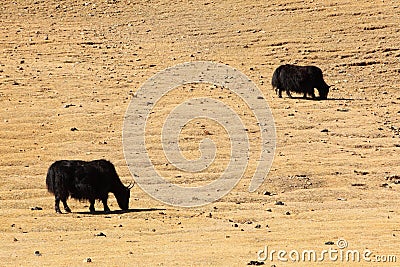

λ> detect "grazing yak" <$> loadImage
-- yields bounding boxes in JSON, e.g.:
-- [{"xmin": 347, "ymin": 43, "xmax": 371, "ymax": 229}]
[
  {"xmin": 272, "ymin": 64, "xmax": 330, "ymax": 100},
  {"xmin": 46, "ymin": 159, "xmax": 133, "ymax": 213}
]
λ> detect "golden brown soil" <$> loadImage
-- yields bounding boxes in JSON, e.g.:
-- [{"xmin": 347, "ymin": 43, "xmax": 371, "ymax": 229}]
[{"xmin": 1, "ymin": 0, "xmax": 399, "ymax": 266}]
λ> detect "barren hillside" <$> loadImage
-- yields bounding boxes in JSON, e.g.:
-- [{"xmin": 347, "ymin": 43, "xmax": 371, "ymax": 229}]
[{"xmin": 0, "ymin": 0, "xmax": 399, "ymax": 266}]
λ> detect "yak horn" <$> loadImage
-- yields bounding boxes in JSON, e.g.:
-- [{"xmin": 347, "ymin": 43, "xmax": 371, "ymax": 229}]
[{"xmin": 127, "ymin": 181, "xmax": 135, "ymax": 189}]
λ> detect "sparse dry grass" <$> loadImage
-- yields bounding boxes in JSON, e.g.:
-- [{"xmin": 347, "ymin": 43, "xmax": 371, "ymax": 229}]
[{"xmin": 0, "ymin": 0, "xmax": 399, "ymax": 266}]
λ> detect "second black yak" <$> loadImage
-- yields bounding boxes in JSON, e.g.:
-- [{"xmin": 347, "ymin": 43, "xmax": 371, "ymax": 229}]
[{"xmin": 272, "ymin": 64, "xmax": 330, "ymax": 100}]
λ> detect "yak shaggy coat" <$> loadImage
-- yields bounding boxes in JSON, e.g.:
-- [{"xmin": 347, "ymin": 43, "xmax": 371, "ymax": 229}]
[
  {"xmin": 46, "ymin": 159, "xmax": 132, "ymax": 213},
  {"xmin": 272, "ymin": 64, "xmax": 330, "ymax": 100}
]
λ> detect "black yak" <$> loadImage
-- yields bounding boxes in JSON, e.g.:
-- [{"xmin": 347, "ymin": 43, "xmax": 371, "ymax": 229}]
[
  {"xmin": 272, "ymin": 64, "xmax": 330, "ymax": 100},
  {"xmin": 46, "ymin": 159, "xmax": 133, "ymax": 213}
]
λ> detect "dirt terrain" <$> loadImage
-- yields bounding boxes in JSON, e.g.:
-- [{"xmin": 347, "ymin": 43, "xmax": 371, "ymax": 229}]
[{"xmin": 0, "ymin": 0, "xmax": 399, "ymax": 266}]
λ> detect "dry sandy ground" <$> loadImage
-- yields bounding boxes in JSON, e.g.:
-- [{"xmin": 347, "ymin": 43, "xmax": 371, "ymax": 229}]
[{"xmin": 1, "ymin": 0, "xmax": 399, "ymax": 266}]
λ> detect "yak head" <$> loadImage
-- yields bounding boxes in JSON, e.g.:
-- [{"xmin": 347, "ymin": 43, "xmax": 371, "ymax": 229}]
[
  {"xmin": 115, "ymin": 182, "xmax": 134, "ymax": 210},
  {"xmin": 318, "ymin": 85, "xmax": 330, "ymax": 100}
]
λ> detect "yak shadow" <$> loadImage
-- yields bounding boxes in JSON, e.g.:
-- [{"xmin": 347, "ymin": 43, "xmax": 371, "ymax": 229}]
[
  {"xmin": 75, "ymin": 208, "xmax": 166, "ymax": 215},
  {"xmin": 325, "ymin": 97, "xmax": 355, "ymax": 101},
  {"xmin": 285, "ymin": 96, "xmax": 355, "ymax": 101}
]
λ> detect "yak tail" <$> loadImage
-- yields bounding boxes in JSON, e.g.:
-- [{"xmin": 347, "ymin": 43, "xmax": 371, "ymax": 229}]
[
  {"xmin": 271, "ymin": 65, "xmax": 282, "ymax": 89},
  {"xmin": 45, "ymin": 162, "xmax": 69, "ymax": 196},
  {"xmin": 46, "ymin": 164, "xmax": 56, "ymax": 194}
]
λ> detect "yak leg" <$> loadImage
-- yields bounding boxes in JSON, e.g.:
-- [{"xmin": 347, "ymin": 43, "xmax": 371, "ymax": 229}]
[
  {"xmin": 62, "ymin": 199, "xmax": 71, "ymax": 213},
  {"xmin": 101, "ymin": 198, "xmax": 110, "ymax": 213},
  {"xmin": 89, "ymin": 199, "xmax": 96, "ymax": 213},
  {"xmin": 55, "ymin": 197, "xmax": 62, "ymax": 213},
  {"xmin": 310, "ymin": 89, "xmax": 316, "ymax": 99},
  {"xmin": 286, "ymin": 90, "xmax": 292, "ymax": 98},
  {"xmin": 55, "ymin": 196, "xmax": 71, "ymax": 213},
  {"xmin": 275, "ymin": 88, "xmax": 281, "ymax": 98},
  {"xmin": 274, "ymin": 87, "xmax": 282, "ymax": 98}
]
